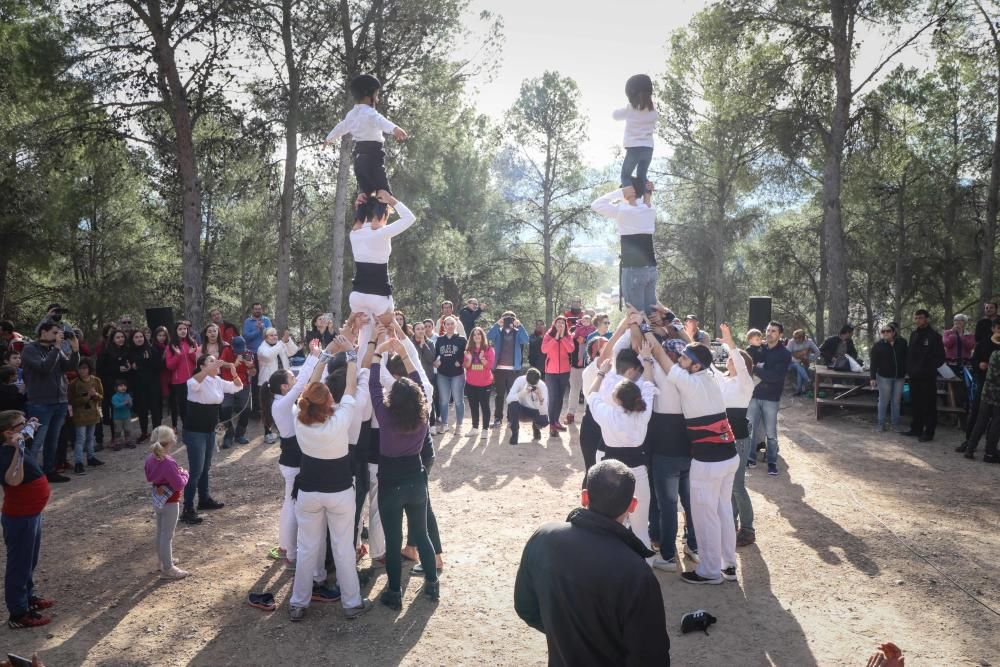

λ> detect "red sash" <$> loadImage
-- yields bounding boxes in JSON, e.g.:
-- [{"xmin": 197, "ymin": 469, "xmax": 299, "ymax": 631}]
[{"xmin": 686, "ymin": 418, "xmax": 735, "ymax": 445}]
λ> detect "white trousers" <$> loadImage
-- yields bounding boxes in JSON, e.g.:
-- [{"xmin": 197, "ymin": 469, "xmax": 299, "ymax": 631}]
[
  {"xmin": 366, "ymin": 462, "xmax": 385, "ymax": 559},
  {"xmin": 279, "ymin": 464, "xmax": 298, "ymax": 560},
  {"xmin": 290, "ymin": 489, "xmax": 361, "ymax": 609},
  {"xmin": 690, "ymin": 455, "xmax": 740, "ymax": 580},
  {"xmin": 596, "ymin": 451, "xmax": 651, "ymax": 560},
  {"xmin": 349, "ymin": 291, "xmax": 395, "ymax": 353},
  {"xmin": 567, "ymin": 367, "xmax": 584, "ymax": 416}
]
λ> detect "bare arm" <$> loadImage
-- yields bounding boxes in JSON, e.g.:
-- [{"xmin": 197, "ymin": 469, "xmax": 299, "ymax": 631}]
[{"xmin": 3, "ymin": 444, "xmax": 24, "ymax": 486}]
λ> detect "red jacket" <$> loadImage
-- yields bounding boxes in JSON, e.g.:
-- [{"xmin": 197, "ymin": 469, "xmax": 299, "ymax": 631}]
[
  {"xmin": 164, "ymin": 341, "xmax": 199, "ymax": 385},
  {"xmin": 541, "ymin": 333, "xmax": 574, "ymax": 375},
  {"xmin": 943, "ymin": 328, "xmax": 975, "ymax": 362}
]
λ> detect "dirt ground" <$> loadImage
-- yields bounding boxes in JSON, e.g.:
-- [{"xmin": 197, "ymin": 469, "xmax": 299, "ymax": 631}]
[{"xmin": 3, "ymin": 394, "xmax": 999, "ymax": 666}]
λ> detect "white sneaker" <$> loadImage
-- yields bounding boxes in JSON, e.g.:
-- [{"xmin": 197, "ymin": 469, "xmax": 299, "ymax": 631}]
[
  {"xmin": 466, "ymin": 428, "xmax": 478, "ymax": 437},
  {"xmin": 684, "ymin": 544, "xmax": 700, "ymax": 563},
  {"xmin": 160, "ymin": 566, "xmax": 190, "ymax": 580},
  {"xmin": 479, "ymin": 429, "xmax": 488, "ymax": 440},
  {"xmin": 264, "ymin": 433, "xmax": 277, "ymax": 444},
  {"xmin": 652, "ymin": 556, "xmax": 677, "ymax": 572}
]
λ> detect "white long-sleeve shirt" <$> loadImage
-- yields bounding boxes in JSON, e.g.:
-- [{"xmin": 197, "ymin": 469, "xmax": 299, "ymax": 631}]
[
  {"xmin": 612, "ymin": 106, "xmax": 657, "ymax": 148},
  {"xmin": 186, "ymin": 374, "xmax": 239, "ymax": 405},
  {"xmin": 325, "ymin": 104, "xmax": 397, "ymax": 144},
  {"xmin": 650, "ymin": 360, "xmax": 683, "ymax": 414},
  {"xmin": 272, "ymin": 355, "xmax": 318, "ymax": 439},
  {"xmin": 256, "ymin": 339, "xmax": 300, "ymax": 387},
  {"xmin": 506, "ymin": 375, "xmax": 548, "ymax": 411},
  {"xmin": 585, "ymin": 379, "xmax": 657, "ymax": 448},
  {"xmin": 591, "ymin": 189, "xmax": 656, "ymax": 237},
  {"xmin": 379, "ymin": 335, "xmax": 434, "ymax": 404},
  {"xmin": 715, "ymin": 344, "xmax": 754, "ymax": 409},
  {"xmin": 666, "ymin": 365, "xmax": 726, "ymax": 420},
  {"xmin": 349, "ymin": 201, "xmax": 415, "ymax": 264}
]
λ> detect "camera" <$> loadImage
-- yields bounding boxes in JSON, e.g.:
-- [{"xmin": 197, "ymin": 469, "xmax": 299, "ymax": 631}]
[{"xmin": 504, "ymin": 316, "xmax": 514, "ymax": 327}]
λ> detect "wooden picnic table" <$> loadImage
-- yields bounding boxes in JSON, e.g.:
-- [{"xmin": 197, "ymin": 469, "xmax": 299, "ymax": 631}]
[{"xmin": 813, "ymin": 368, "xmax": 966, "ymax": 427}]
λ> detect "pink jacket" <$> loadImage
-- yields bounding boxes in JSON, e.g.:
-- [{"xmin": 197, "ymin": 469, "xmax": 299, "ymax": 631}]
[
  {"xmin": 943, "ymin": 328, "xmax": 975, "ymax": 361},
  {"xmin": 164, "ymin": 341, "xmax": 199, "ymax": 385},
  {"xmin": 465, "ymin": 346, "xmax": 495, "ymax": 387},
  {"xmin": 541, "ymin": 333, "xmax": 574, "ymax": 375}
]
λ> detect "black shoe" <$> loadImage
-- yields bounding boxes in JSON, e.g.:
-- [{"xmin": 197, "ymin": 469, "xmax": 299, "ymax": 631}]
[
  {"xmin": 73, "ymin": 463, "xmax": 86, "ymax": 475},
  {"xmin": 87, "ymin": 457, "xmax": 105, "ymax": 467},
  {"xmin": 983, "ymin": 454, "xmax": 1000, "ymax": 464},
  {"xmin": 509, "ymin": 432, "xmax": 518, "ymax": 445},
  {"xmin": 46, "ymin": 472, "xmax": 71, "ymax": 483},
  {"xmin": 93, "ymin": 443, "xmax": 104, "ymax": 452},
  {"xmin": 680, "ymin": 571, "xmax": 723, "ymax": 585},
  {"xmin": 180, "ymin": 508, "xmax": 204, "ymax": 525},
  {"xmin": 964, "ymin": 451, "xmax": 975, "ymax": 460},
  {"xmin": 901, "ymin": 430, "xmax": 921, "ymax": 437},
  {"xmin": 380, "ymin": 590, "xmax": 402, "ymax": 610},
  {"xmin": 422, "ymin": 579, "xmax": 440, "ymax": 601},
  {"xmin": 918, "ymin": 434, "xmax": 934, "ymax": 443},
  {"xmin": 197, "ymin": 498, "xmax": 225, "ymax": 511},
  {"xmin": 955, "ymin": 442, "xmax": 968, "ymax": 453}
]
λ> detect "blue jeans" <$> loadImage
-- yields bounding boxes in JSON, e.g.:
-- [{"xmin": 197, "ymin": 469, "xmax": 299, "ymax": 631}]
[
  {"xmin": 732, "ymin": 437, "xmax": 754, "ymax": 532},
  {"xmin": 650, "ymin": 454, "xmax": 697, "ymax": 559},
  {"xmin": 183, "ymin": 430, "xmax": 216, "ymax": 509},
  {"xmin": 2, "ymin": 513, "xmax": 42, "ymax": 616},
  {"xmin": 26, "ymin": 402, "xmax": 68, "ymax": 474},
  {"xmin": 876, "ymin": 375, "xmax": 904, "ymax": 428},
  {"xmin": 620, "ymin": 265, "xmax": 658, "ymax": 316},
  {"xmin": 74, "ymin": 424, "xmax": 96, "ymax": 464},
  {"xmin": 544, "ymin": 372, "xmax": 570, "ymax": 425},
  {"xmin": 437, "ymin": 374, "xmax": 466, "ymax": 427},
  {"xmin": 748, "ymin": 398, "xmax": 779, "ymax": 466},
  {"xmin": 790, "ymin": 362, "xmax": 810, "ymax": 393},
  {"xmin": 621, "ymin": 146, "xmax": 653, "ymax": 188}
]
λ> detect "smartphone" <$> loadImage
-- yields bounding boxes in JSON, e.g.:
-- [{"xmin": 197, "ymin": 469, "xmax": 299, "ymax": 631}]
[{"xmin": 8, "ymin": 654, "xmax": 33, "ymax": 667}]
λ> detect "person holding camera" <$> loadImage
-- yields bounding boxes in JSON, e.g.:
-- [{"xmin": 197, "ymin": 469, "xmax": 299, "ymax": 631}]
[
  {"xmin": 0, "ymin": 410, "xmax": 56, "ymax": 629},
  {"xmin": 21, "ymin": 321, "xmax": 79, "ymax": 484},
  {"xmin": 486, "ymin": 312, "xmax": 529, "ymax": 427},
  {"xmin": 505, "ymin": 368, "xmax": 550, "ymax": 444}
]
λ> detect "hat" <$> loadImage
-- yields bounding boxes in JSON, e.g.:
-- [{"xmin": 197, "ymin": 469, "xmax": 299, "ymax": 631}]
[
  {"xmin": 953, "ymin": 314, "xmax": 969, "ymax": 322},
  {"xmin": 664, "ymin": 338, "xmax": 687, "ymax": 360},
  {"xmin": 46, "ymin": 303, "xmax": 69, "ymax": 314},
  {"xmin": 231, "ymin": 336, "xmax": 246, "ymax": 353},
  {"xmin": 684, "ymin": 314, "xmax": 698, "ymax": 322}
]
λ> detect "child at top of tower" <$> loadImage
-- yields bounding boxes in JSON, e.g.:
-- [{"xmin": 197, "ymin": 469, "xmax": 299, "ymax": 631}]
[{"xmin": 613, "ymin": 74, "xmax": 657, "ymax": 195}]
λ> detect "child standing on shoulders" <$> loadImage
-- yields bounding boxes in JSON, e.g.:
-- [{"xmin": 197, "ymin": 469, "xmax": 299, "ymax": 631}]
[
  {"xmin": 144, "ymin": 426, "xmax": 190, "ymax": 579},
  {"xmin": 613, "ymin": 74, "xmax": 657, "ymax": 193},
  {"xmin": 110, "ymin": 380, "xmax": 134, "ymax": 450},
  {"xmin": 323, "ymin": 74, "xmax": 408, "ymax": 221}
]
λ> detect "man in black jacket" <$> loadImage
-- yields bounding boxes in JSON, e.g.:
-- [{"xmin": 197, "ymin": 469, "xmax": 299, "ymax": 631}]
[
  {"xmin": 904, "ymin": 309, "xmax": 946, "ymax": 442},
  {"xmin": 514, "ymin": 460, "xmax": 670, "ymax": 666},
  {"xmin": 819, "ymin": 324, "xmax": 859, "ymax": 368},
  {"xmin": 974, "ymin": 301, "xmax": 998, "ymax": 344}
]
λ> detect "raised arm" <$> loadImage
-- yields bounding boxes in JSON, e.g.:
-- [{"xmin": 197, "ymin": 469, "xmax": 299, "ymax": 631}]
[
  {"xmin": 591, "ymin": 188, "xmax": 623, "ymax": 219},
  {"xmin": 373, "ymin": 197, "xmax": 416, "ymax": 239}
]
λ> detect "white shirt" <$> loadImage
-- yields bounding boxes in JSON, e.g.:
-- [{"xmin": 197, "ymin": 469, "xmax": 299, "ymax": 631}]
[
  {"xmin": 349, "ymin": 202, "xmax": 416, "ymax": 264},
  {"xmin": 292, "ymin": 390, "xmax": 361, "ymax": 462},
  {"xmin": 434, "ymin": 317, "xmax": 466, "ymax": 338},
  {"xmin": 715, "ymin": 344, "xmax": 755, "ymax": 409},
  {"xmin": 379, "ymin": 336, "xmax": 435, "ymax": 404},
  {"xmin": 650, "ymin": 361, "xmax": 683, "ymax": 414},
  {"xmin": 272, "ymin": 355, "xmax": 319, "ymax": 439},
  {"xmin": 585, "ymin": 379, "xmax": 656, "ymax": 447},
  {"xmin": 325, "ymin": 104, "xmax": 397, "ymax": 144},
  {"xmin": 612, "ymin": 106, "xmax": 657, "ymax": 148},
  {"xmin": 591, "ymin": 189, "xmax": 656, "ymax": 237},
  {"xmin": 257, "ymin": 339, "xmax": 300, "ymax": 387},
  {"xmin": 506, "ymin": 376, "xmax": 547, "ymax": 411},
  {"xmin": 186, "ymin": 374, "xmax": 239, "ymax": 405},
  {"xmin": 666, "ymin": 365, "xmax": 726, "ymax": 419}
]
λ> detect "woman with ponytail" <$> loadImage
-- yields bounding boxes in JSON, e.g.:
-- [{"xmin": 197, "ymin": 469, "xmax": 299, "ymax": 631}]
[{"xmin": 143, "ymin": 426, "xmax": 190, "ymax": 579}]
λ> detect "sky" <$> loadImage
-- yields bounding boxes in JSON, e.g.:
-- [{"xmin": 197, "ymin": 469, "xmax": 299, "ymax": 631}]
[{"xmin": 458, "ymin": 0, "xmax": 936, "ymax": 169}]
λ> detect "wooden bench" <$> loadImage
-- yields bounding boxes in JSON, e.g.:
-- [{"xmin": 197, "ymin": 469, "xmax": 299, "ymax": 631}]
[{"xmin": 814, "ymin": 368, "xmax": 965, "ymax": 427}]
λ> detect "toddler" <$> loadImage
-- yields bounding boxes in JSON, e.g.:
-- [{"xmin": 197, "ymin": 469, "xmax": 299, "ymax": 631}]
[
  {"xmin": 144, "ymin": 426, "xmax": 190, "ymax": 579},
  {"xmin": 110, "ymin": 380, "xmax": 134, "ymax": 450}
]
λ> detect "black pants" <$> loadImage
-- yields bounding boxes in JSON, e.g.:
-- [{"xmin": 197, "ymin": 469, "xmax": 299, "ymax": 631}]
[
  {"xmin": 134, "ymin": 385, "xmax": 161, "ymax": 435},
  {"xmin": 493, "ymin": 369, "xmax": 516, "ymax": 420},
  {"xmin": 579, "ymin": 406, "xmax": 603, "ymax": 488},
  {"xmin": 350, "ymin": 422, "xmax": 372, "ymax": 546},
  {"xmin": 465, "ymin": 384, "xmax": 491, "ymax": 429},
  {"xmin": 406, "ymin": 462, "xmax": 442, "ymax": 554},
  {"xmin": 353, "ymin": 141, "xmax": 390, "ymax": 196},
  {"xmin": 261, "ymin": 384, "xmax": 275, "ymax": 435},
  {"xmin": 97, "ymin": 379, "xmax": 115, "ymax": 442},
  {"xmin": 909, "ymin": 377, "xmax": 938, "ymax": 436},
  {"xmin": 966, "ymin": 398, "xmax": 1000, "ymax": 454},
  {"xmin": 966, "ymin": 373, "xmax": 986, "ymax": 440},
  {"xmin": 507, "ymin": 401, "xmax": 549, "ymax": 438},
  {"xmin": 429, "ymin": 375, "xmax": 439, "ymax": 426},
  {"xmin": 378, "ymin": 474, "xmax": 437, "ymax": 592},
  {"xmin": 168, "ymin": 383, "xmax": 187, "ymax": 429}
]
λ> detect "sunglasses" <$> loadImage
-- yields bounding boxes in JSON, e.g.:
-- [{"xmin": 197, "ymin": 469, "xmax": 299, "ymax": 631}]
[
  {"xmin": 121, "ymin": 320, "xmax": 132, "ymax": 324},
  {"xmin": 880, "ymin": 329, "xmax": 893, "ymax": 334}
]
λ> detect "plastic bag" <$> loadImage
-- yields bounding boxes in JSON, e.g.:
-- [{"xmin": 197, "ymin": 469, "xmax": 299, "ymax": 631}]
[
  {"xmin": 846, "ymin": 355, "xmax": 863, "ymax": 373},
  {"xmin": 937, "ymin": 363, "xmax": 956, "ymax": 379}
]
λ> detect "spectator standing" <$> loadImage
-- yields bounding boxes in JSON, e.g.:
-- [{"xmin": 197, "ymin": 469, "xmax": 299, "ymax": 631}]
[
  {"xmin": 243, "ymin": 303, "xmax": 272, "ymax": 417},
  {"xmin": 566, "ymin": 315, "xmax": 596, "ymax": 424},
  {"xmin": 903, "ymin": 309, "xmax": 946, "ymax": 442},
  {"xmin": 412, "ymin": 322, "xmax": 438, "ymax": 426},
  {"xmin": 747, "ymin": 321, "xmax": 792, "ymax": 476},
  {"xmin": 0, "ymin": 366, "xmax": 25, "ymax": 413},
  {"xmin": 683, "ymin": 315, "xmax": 711, "ymax": 344},
  {"xmin": 305, "ymin": 313, "xmax": 337, "ymax": 349},
  {"xmin": 435, "ymin": 301, "xmax": 466, "ymax": 338},
  {"xmin": 514, "ymin": 460, "xmax": 669, "ymax": 666},
  {"xmin": 528, "ymin": 320, "xmax": 547, "ymax": 378},
  {"xmin": 944, "ymin": 314, "xmax": 976, "ymax": 367},
  {"xmin": 819, "ymin": 325, "xmax": 859, "ymax": 369},
  {"xmin": 0, "ymin": 412, "xmax": 56, "ymax": 629},
  {"xmin": 219, "ymin": 336, "xmax": 253, "ymax": 447},
  {"xmin": 257, "ymin": 328, "xmax": 300, "ymax": 444},
  {"xmin": 463, "ymin": 327, "xmax": 494, "ymax": 438},
  {"xmin": 458, "ymin": 298, "xmax": 485, "ymax": 335},
  {"xmin": 67, "ymin": 360, "xmax": 104, "ymax": 473},
  {"xmin": 541, "ymin": 316, "xmax": 574, "ymax": 436},
  {"xmin": 0, "ymin": 321, "xmax": 25, "ymax": 358},
  {"xmin": 433, "ymin": 317, "xmax": 467, "ymax": 435},
  {"xmin": 584, "ymin": 314, "xmax": 612, "ymax": 364},
  {"xmin": 786, "ymin": 330, "xmax": 820, "ymax": 396},
  {"xmin": 208, "ymin": 308, "xmax": 239, "ymax": 344},
  {"xmin": 960, "ymin": 342, "xmax": 1000, "ymax": 463},
  {"xmin": 97, "ymin": 330, "xmax": 129, "ymax": 444},
  {"xmin": 22, "ymin": 322, "xmax": 79, "ymax": 483},
  {"xmin": 164, "ymin": 322, "xmax": 199, "ymax": 431},
  {"xmin": 958, "ymin": 319, "xmax": 1000, "ymax": 452},
  {"xmin": 486, "ymin": 312, "xmax": 529, "ymax": 428},
  {"xmin": 110, "ymin": 380, "xmax": 134, "ymax": 450},
  {"xmin": 869, "ymin": 323, "xmax": 908, "ymax": 432},
  {"xmin": 975, "ymin": 301, "xmax": 999, "ymax": 343},
  {"xmin": 128, "ymin": 330, "xmax": 162, "ymax": 444},
  {"xmin": 562, "ymin": 297, "xmax": 585, "ymax": 328}
]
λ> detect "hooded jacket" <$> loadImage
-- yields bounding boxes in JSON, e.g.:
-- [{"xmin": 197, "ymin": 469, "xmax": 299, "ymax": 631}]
[{"xmin": 514, "ymin": 507, "xmax": 670, "ymax": 667}]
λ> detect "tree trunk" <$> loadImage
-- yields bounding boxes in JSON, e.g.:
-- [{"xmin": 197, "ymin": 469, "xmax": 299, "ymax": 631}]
[
  {"xmin": 893, "ymin": 177, "xmax": 907, "ymax": 324},
  {"xmin": 817, "ymin": 229, "xmax": 827, "ymax": 342},
  {"xmin": 823, "ymin": 0, "xmax": 853, "ymax": 334},
  {"xmin": 976, "ymin": 0, "xmax": 1000, "ymax": 305},
  {"xmin": 275, "ymin": 0, "xmax": 299, "ymax": 332},
  {"xmin": 0, "ymin": 253, "xmax": 8, "ymax": 319},
  {"xmin": 329, "ymin": 135, "xmax": 352, "ymax": 319},
  {"xmin": 152, "ymin": 34, "xmax": 203, "ymax": 326}
]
